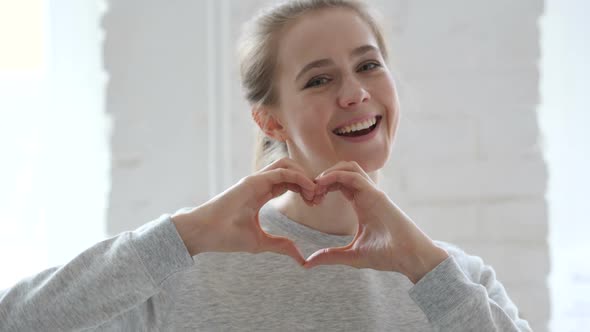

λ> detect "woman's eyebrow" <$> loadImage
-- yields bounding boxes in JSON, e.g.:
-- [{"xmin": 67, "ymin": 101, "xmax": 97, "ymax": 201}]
[
  {"xmin": 350, "ymin": 44, "xmax": 379, "ymax": 58},
  {"xmin": 295, "ymin": 59, "xmax": 333, "ymax": 82},
  {"xmin": 294, "ymin": 44, "xmax": 379, "ymax": 82}
]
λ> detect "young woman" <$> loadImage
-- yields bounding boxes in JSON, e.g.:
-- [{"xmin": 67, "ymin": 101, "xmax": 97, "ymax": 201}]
[{"xmin": 0, "ymin": 0, "xmax": 532, "ymax": 330}]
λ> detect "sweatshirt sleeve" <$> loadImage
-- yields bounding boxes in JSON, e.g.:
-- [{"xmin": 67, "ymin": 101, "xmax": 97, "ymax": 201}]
[
  {"xmin": 0, "ymin": 213, "xmax": 194, "ymax": 331},
  {"xmin": 408, "ymin": 244, "xmax": 532, "ymax": 332}
]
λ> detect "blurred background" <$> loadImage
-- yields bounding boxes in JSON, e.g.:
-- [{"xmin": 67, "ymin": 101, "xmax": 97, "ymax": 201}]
[{"xmin": 0, "ymin": 0, "xmax": 588, "ymax": 331}]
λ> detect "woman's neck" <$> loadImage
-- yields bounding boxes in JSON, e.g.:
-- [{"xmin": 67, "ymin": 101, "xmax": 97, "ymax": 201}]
[
  {"xmin": 270, "ymin": 170, "xmax": 380, "ymax": 236},
  {"xmin": 271, "ymin": 190, "xmax": 358, "ymax": 236}
]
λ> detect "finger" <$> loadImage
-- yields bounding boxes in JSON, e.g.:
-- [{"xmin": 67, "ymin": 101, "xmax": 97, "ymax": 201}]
[
  {"xmin": 262, "ymin": 234, "xmax": 306, "ymax": 266},
  {"xmin": 255, "ymin": 169, "xmax": 316, "ymax": 207},
  {"xmin": 303, "ymin": 198, "xmax": 314, "ymax": 207},
  {"xmin": 303, "ymin": 247, "xmax": 360, "ymax": 269},
  {"xmin": 315, "ymin": 170, "xmax": 372, "ymax": 194},
  {"xmin": 312, "ymin": 192, "xmax": 325, "ymax": 205},
  {"xmin": 258, "ymin": 157, "xmax": 316, "ymax": 197},
  {"xmin": 316, "ymin": 161, "xmax": 372, "ymax": 182},
  {"xmin": 268, "ymin": 182, "xmax": 316, "ymax": 204},
  {"xmin": 266, "ymin": 168, "xmax": 316, "ymax": 192},
  {"xmin": 284, "ymin": 183, "xmax": 316, "ymax": 202}
]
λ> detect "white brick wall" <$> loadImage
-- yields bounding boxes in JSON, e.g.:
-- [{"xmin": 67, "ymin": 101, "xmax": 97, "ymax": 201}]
[{"xmin": 104, "ymin": 0, "xmax": 548, "ymax": 330}]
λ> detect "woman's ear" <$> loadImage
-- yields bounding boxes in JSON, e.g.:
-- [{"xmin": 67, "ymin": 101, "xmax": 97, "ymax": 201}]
[{"xmin": 252, "ymin": 106, "xmax": 287, "ymax": 142}]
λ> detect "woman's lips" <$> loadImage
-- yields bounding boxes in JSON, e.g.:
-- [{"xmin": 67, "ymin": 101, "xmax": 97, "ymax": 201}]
[
  {"xmin": 333, "ymin": 115, "xmax": 382, "ymax": 142},
  {"xmin": 332, "ymin": 113, "xmax": 380, "ymax": 133}
]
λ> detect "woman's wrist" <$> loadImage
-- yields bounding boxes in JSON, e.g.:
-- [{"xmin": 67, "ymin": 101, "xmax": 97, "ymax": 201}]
[
  {"xmin": 171, "ymin": 206, "xmax": 213, "ymax": 257},
  {"xmin": 400, "ymin": 242, "xmax": 450, "ymax": 284}
]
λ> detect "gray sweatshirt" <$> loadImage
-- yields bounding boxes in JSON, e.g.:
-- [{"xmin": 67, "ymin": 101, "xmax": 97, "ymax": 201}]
[{"xmin": 0, "ymin": 204, "xmax": 532, "ymax": 331}]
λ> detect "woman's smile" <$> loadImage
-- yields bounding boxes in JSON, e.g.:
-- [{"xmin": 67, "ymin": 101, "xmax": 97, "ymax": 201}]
[{"xmin": 332, "ymin": 115, "xmax": 382, "ymax": 142}]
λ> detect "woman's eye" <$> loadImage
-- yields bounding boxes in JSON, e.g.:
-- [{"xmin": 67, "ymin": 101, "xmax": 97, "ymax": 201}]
[
  {"xmin": 358, "ymin": 61, "xmax": 381, "ymax": 72},
  {"xmin": 304, "ymin": 77, "xmax": 331, "ymax": 89}
]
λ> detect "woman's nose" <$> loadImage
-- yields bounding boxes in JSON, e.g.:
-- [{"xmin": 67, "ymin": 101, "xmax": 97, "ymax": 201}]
[{"xmin": 337, "ymin": 77, "xmax": 371, "ymax": 109}]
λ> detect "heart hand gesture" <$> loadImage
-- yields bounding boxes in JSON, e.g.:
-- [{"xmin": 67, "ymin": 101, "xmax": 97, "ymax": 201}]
[{"xmin": 173, "ymin": 158, "xmax": 449, "ymax": 283}]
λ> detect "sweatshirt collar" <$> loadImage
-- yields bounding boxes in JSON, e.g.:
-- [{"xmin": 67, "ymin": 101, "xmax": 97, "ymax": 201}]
[{"xmin": 259, "ymin": 203, "xmax": 354, "ymax": 248}]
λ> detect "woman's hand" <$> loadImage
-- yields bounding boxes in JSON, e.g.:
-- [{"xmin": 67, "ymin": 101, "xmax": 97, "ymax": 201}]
[
  {"xmin": 172, "ymin": 158, "xmax": 316, "ymax": 265},
  {"xmin": 303, "ymin": 161, "xmax": 449, "ymax": 283}
]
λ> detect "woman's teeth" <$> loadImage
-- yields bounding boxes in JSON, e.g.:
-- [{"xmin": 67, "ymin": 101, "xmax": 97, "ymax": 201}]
[{"xmin": 334, "ymin": 116, "xmax": 378, "ymax": 135}]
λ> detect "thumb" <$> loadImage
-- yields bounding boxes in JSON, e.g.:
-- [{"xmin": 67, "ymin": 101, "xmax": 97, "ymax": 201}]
[
  {"xmin": 262, "ymin": 235, "xmax": 306, "ymax": 266},
  {"xmin": 303, "ymin": 247, "xmax": 359, "ymax": 269}
]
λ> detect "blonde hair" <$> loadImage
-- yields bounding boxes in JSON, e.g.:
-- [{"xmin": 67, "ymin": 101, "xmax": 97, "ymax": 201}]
[{"xmin": 238, "ymin": 0, "xmax": 389, "ymax": 171}]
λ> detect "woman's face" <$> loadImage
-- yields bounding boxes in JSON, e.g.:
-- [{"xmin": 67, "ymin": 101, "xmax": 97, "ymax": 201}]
[{"xmin": 270, "ymin": 8, "xmax": 400, "ymax": 176}]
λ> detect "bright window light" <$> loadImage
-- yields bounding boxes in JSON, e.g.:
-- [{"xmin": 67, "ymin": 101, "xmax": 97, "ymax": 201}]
[{"xmin": 0, "ymin": 0, "xmax": 108, "ymax": 290}]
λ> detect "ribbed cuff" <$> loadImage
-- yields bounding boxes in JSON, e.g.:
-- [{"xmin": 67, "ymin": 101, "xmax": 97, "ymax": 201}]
[
  {"xmin": 408, "ymin": 256, "xmax": 477, "ymax": 324},
  {"xmin": 131, "ymin": 215, "xmax": 194, "ymax": 286}
]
